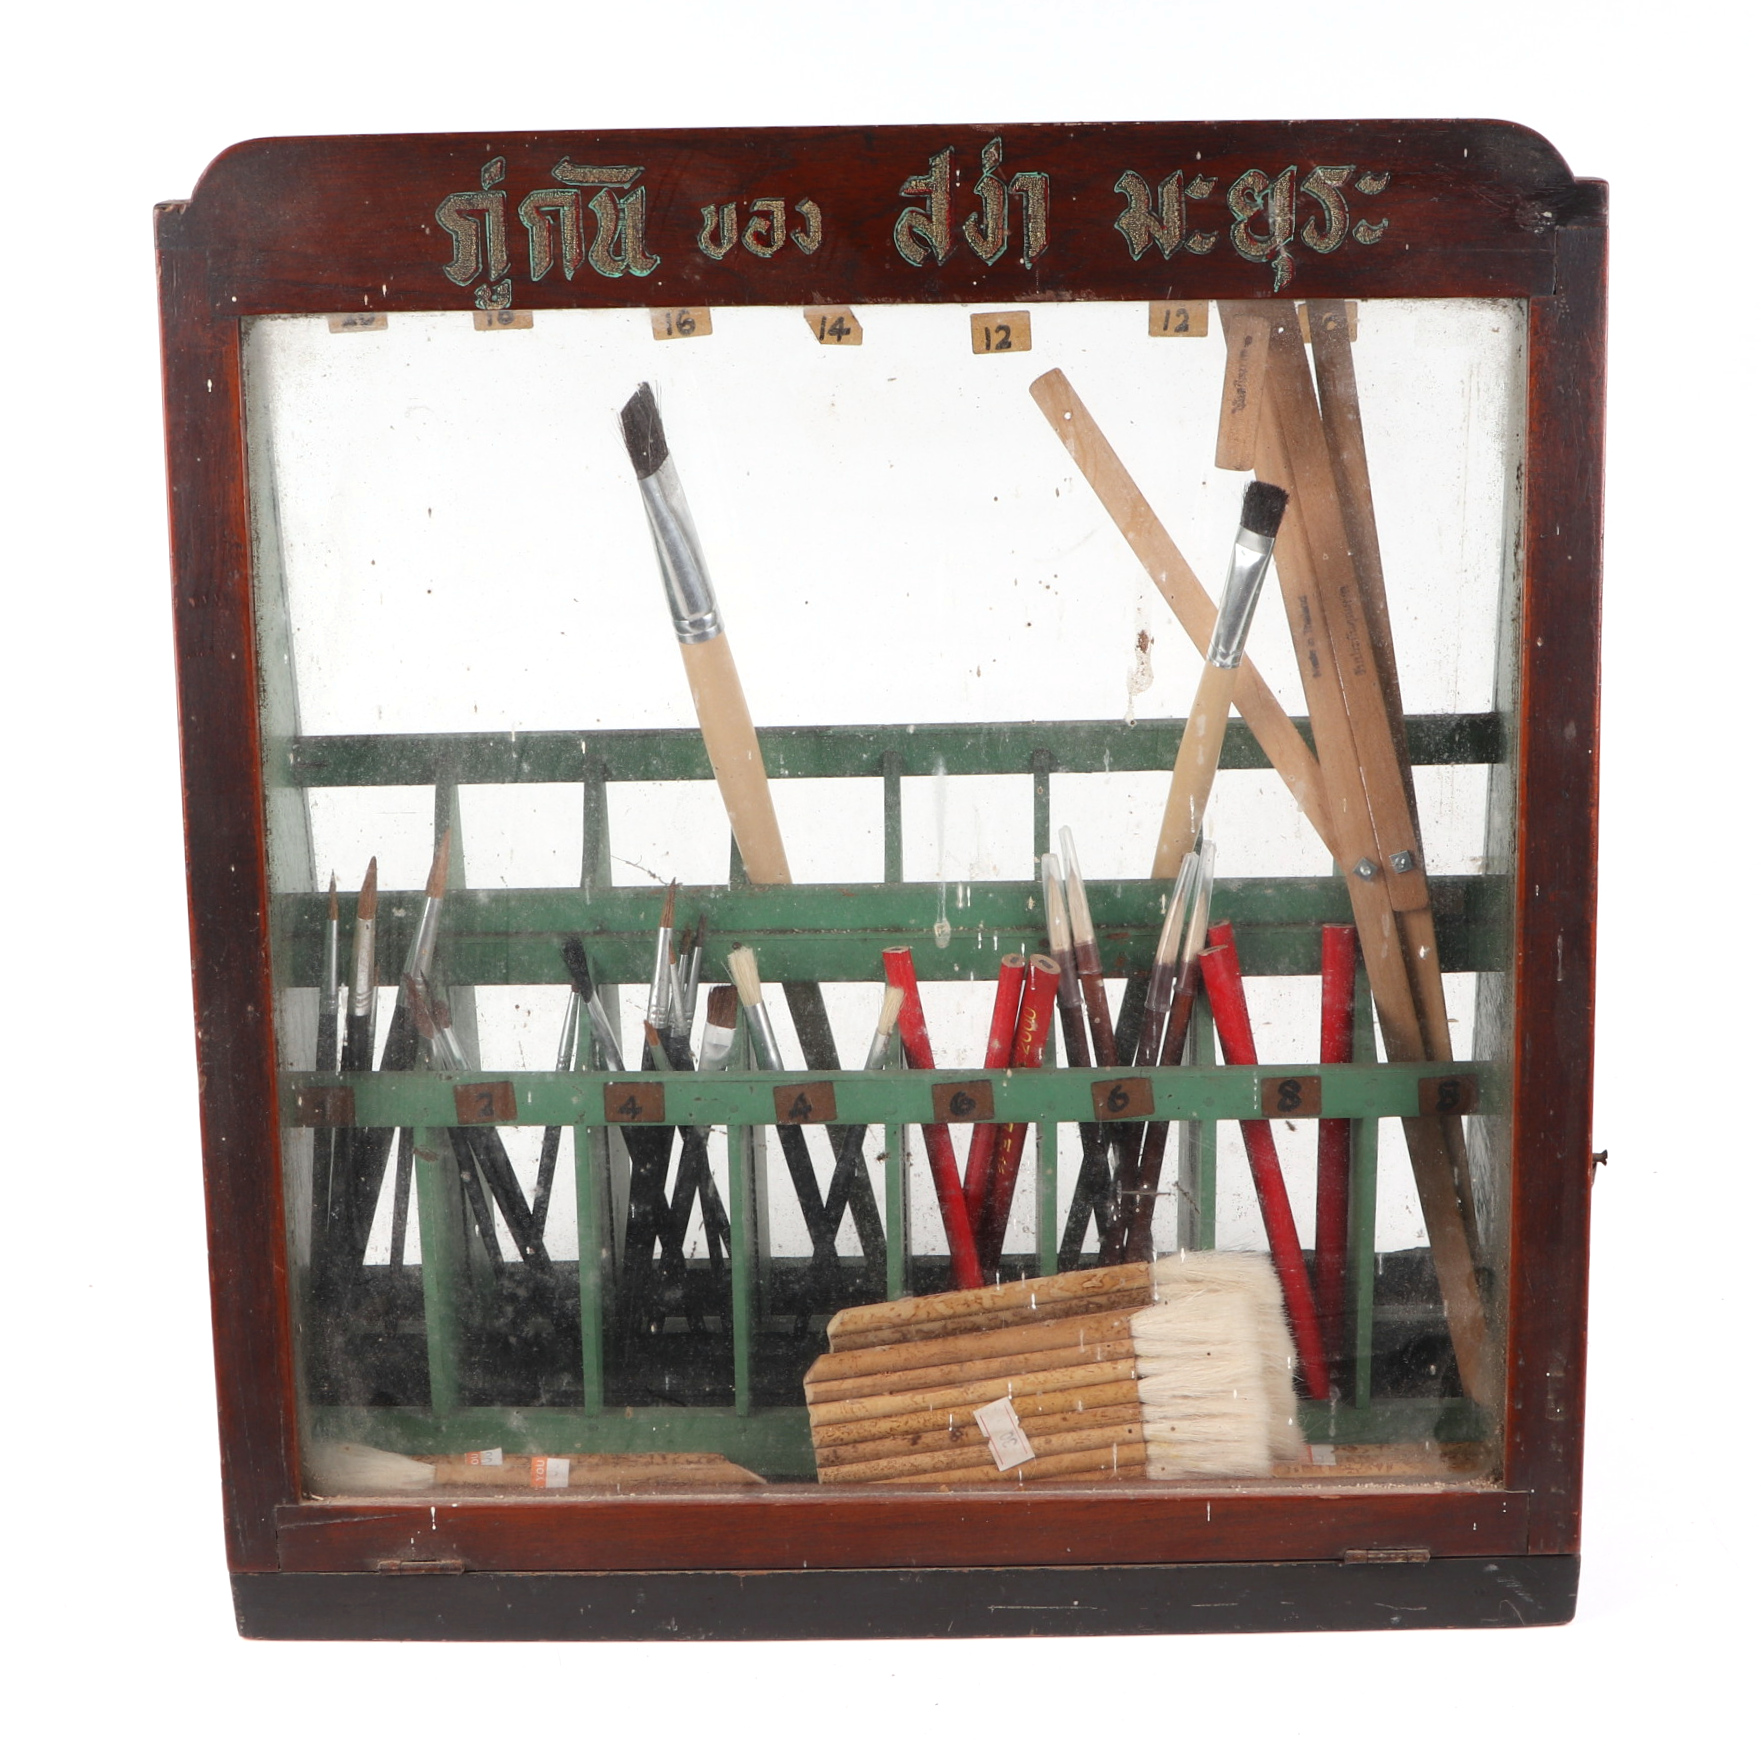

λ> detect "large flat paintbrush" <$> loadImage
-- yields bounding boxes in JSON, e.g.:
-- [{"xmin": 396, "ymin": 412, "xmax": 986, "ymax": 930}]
[{"xmin": 618, "ymin": 384, "xmax": 885, "ymax": 1263}]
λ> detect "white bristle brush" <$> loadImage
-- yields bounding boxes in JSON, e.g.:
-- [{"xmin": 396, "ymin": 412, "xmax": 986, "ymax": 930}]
[{"xmin": 304, "ymin": 1441, "xmax": 434, "ymax": 1495}]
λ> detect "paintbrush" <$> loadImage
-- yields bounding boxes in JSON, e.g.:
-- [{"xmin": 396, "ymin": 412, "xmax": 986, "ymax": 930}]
[
  {"xmin": 726, "ymin": 945, "xmax": 835, "ymax": 1258},
  {"xmin": 681, "ymin": 915, "xmax": 706, "ymax": 1034},
  {"xmin": 530, "ymin": 988, "xmax": 580, "ymax": 1238},
  {"xmin": 697, "ymin": 983, "xmax": 739, "ymax": 1074},
  {"xmin": 335, "ymin": 834, "xmax": 450, "ymax": 1275},
  {"xmin": 560, "ymin": 937, "xmax": 625, "ymax": 1073},
  {"xmin": 1109, "ymin": 839, "xmax": 1218, "ymax": 1264},
  {"xmin": 974, "ymin": 954, "xmax": 1062, "ymax": 1275},
  {"xmin": 1153, "ymin": 482, "xmax": 1289, "ymax": 878},
  {"xmin": 341, "ymin": 857, "xmax": 378, "ymax": 1074},
  {"xmin": 821, "ymin": 983, "xmax": 907, "ymax": 1271},
  {"xmin": 1045, "ymin": 852, "xmax": 1123, "ymax": 1270},
  {"xmin": 619, "ymin": 383, "xmax": 885, "ymax": 1265},
  {"xmin": 1317, "ymin": 922, "xmax": 1358, "ymax": 1370},
  {"xmin": 1197, "ymin": 920, "xmax": 1329, "ymax": 1400},
  {"xmin": 643, "ymin": 1020, "xmax": 730, "ymax": 1299},
  {"xmin": 960, "ymin": 954, "xmax": 1028, "ymax": 1234},
  {"xmin": 309, "ymin": 875, "xmax": 342, "ymax": 1273},
  {"xmin": 1059, "ymin": 828, "xmax": 1118, "ymax": 1067},
  {"xmin": 881, "ymin": 947, "xmax": 984, "ymax": 1291},
  {"xmin": 1099, "ymin": 849, "xmax": 1199, "ymax": 1264},
  {"xmin": 647, "ymin": 881, "xmax": 678, "ymax": 1040}
]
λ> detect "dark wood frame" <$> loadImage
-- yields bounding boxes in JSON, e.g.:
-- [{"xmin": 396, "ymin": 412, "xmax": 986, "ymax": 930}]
[{"xmin": 157, "ymin": 120, "xmax": 1604, "ymax": 1638}]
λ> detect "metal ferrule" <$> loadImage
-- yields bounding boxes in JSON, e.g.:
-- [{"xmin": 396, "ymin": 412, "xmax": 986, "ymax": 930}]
[
  {"xmin": 861, "ymin": 1025, "xmax": 896, "ymax": 1074},
  {"xmin": 406, "ymin": 894, "xmax": 443, "ymax": 984},
  {"xmin": 647, "ymin": 930, "xmax": 674, "ymax": 1028},
  {"xmin": 639, "ymin": 460, "xmax": 723, "ymax": 644},
  {"xmin": 744, "ymin": 1001, "xmax": 785, "ymax": 1073},
  {"xmin": 553, "ymin": 992, "xmax": 580, "ymax": 1073},
  {"xmin": 1206, "ymin": 527, "xmax": 1276, "ymax": 669},
  {"xmin": 1147, "ymin": 854, "xmax": 1200, "ymax": 1015},
  {"xmin": 583, "ymin": 993, "xmax": 625, "ymax": 1073},
  {"xmin": 682, "ymin": 946, "xmax": 703, "ymax": 1031},
  {"xmin": 321, "ymin": 918, "xmax": 339, "ymax": 1017},
  {"xmin": 668, "ymin": 960, "xmax": 689, "ymax": 1035},
  {"xmin": 698, "ymin": 1023, "xmax": 736, "ymax": 1075},
  {"xmin": 349, "ymin": 919, "xmax": 377, "ymax": 1017}
]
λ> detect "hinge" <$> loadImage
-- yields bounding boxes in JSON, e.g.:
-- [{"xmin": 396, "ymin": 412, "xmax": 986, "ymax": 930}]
[
  {"xmin": 374, "ymin": 1557, "xmax": 466, "ymax": 1576},
  {"xmin": 1342, "ymin": 1547, "xmax": 1431, "ymax": 1565}
]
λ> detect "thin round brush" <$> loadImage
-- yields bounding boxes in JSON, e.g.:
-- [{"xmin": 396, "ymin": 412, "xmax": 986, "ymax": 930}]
[
  {"xmin": 1317, "ymin": 923, "xmax": 1358, "ymax": 1368},
  {"xmin": 960, "ymin": 954, "xmax": 1029, "ymax": 1231},
  {"xmin": 1197, "ymin": 921, "xmax": 1330, "ymax": 1399},
  {"xmin": 1058, "ymin": 828, "xmax": 1117, "ymax": 1067},
  {"xmin": 975, "ymin": 954, "xmax": 1063, "ymax": 1273},
  {"xmin": 822, "ymin": 983, "xmax": 907, "ymax": 1246},
  {"xmin": 881, "ymin": 947, "xmax": 983, "ymax": 1290}
]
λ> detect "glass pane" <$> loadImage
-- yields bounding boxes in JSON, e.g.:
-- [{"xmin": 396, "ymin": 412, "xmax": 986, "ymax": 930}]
[{"xmin": 247, "ymin": 295, "xmax": 1522, "ymax": 1499}]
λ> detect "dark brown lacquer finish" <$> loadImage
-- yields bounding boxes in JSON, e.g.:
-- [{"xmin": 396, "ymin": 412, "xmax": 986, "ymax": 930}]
[{"xmin": 157, "ymin": 119, "xmax": 1605, "ymax": 1637}]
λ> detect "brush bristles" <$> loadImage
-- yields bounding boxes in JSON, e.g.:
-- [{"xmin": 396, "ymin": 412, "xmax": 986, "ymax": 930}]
[
  {"xmin": 358, "ymin": 857, "xmax": 378, "ymax": 920},
  {"xmin": 426, "ymin": 830, "xmax": 452, "ymax": 899},
  {"xmin": 619, "ymin": 383, "xmax": 668, "ymax": 479},
  {"xmin": 726, "ymin": 946, "xmax": 763, "ymax": 1010},
  {"xmin": 659, "ymin": 880, "xmax": 676, "ymax": 930},
  {"xmin": 560, "ymin": 937, "xmax": 594, "ymax": 998},
  {"xmin": 1040, "ymin": 854, "xmax": 1072, "ymax": 957},
  {"xmin": 1132, "ymin": 1252, "xmax": 1303, "ymax": 1477},
  {"xmin": 305, "ymin": 1441, "xmax": 433, "ymax": 1496},
  {"xmin": 877, "ymin": 984, "xmax": 906, "ymax": 1035},
  {"xmin": 705, "ymin": 984, "xmax": 739, "ymax": 1029},
  {"xmin": 1240, "ymin": 480, "xmax": 1289, "ymax": 539}
]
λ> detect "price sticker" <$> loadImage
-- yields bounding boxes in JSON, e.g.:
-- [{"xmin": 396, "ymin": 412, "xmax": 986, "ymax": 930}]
[
  {"xmin": 774, "ymin": 1082, "xmax": 838, "ymax": 1126},
  {"xmin": 972, "ymin": 1397, "xmax": 1036, "ymax": 1472},
  {"xmin": 1148, "ymin": 301, "xmax": 1208, "ymax": 338},
  {"xmin": 454, "ymin": 1081, "xmax": 517, "ymax": 1124},
  {"xmin": 1419, "ymin": 1074, "xmax": 1479, "ymax": 1116},
  {"xmin": 932, "ymin": 1081, "xmax": 995, "ymax": 1124},
  {"xmin": 472, "ymin": 308, "xmax": 533, "ymax": 331},
  {"xmin": 327, "ymin": 312, "xmax": 387, "ymax": 333},
  {"xmin": 804, "ymin": 306, "xmax": 863, "ymax": 345},
  {"xmin": 293, "ymin": 1086, "xmax": 355, "ymax": 1127},
  {"xmin": 1091, "ymin": 1077, "xmax": 1154, "ymax": 1122},
  {"xmin": 604, "ymin": 1082, "xmax": 667, "ymax": 1124},
  {"xmin": 1260, "ymin": 1075, "xmax": 1323, "ymax": 1118},
  {"xmin": 651, "ymin": 307, "xmax": 713, "ymax": 341},
  {"xmin": 464, "ymin": 1447, "xmax": 503, "ymax": 1467},
  {"xmin": 970, "ymin": 311, "xmax": 1032, "ymax": 355},
  {"xmin": 530, "ymin": 1455, "xmax": 571, "ymax": 1489}
]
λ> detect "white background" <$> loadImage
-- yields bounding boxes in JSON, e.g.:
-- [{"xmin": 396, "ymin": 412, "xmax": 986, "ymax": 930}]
[{"xmin": 5, "ymin": 3, "xmax": 1751, "ymax": 1738}]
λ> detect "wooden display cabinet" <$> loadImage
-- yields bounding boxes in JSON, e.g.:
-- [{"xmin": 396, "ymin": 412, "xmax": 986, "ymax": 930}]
[{"xmin": 157, "ymin": 118, "xmax": 1604, "ymax": 1638}]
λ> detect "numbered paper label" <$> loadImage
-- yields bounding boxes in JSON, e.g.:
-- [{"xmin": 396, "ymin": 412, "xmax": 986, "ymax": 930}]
[
  {"xmin": 932, "ymin": 1080, "xmax": 995, "ymax": 1124},
  {"xmin": 1418, "ymin": 1074, "xmax": 1479, "ymax": 1116},
  {"xmin": 605, "ymin": 1082, "xmax": 667, "ymax": 1124},
  {"xmin": 774, "ymin": 1081, "xmax": 838, "ymax": 1126},
  {"xmin": 1091, "ymin": 1077, "xmax": 1154, "ymax": 1122},
  {"xmin": 472, "ymin": 308, "xmax": 533, "ymax": 331},
  {"xmin": 454, "ymin": 1080, "xmax": 517, "ymax": 1124},
  {"xmin": 1260, "ymin": 1075, "xmax": 1323, "ymax": 1118},
  {"xmin": 970, "ymin": 311, "xmax": 1032, "ymax": 355},
  {"xmin": 1148, "ymin": 301, "xmax": 1208, "ymax": 338},
  {"xmin": 1297, "ymin": 301, "xmax": 1359, "ymax": 343},
  {"xmin": 972, "ymin": 1396, "xmax": 1036, "ymax": 1471},
  {"xmin": 651, "ymin": 307, "xmax": 713, "ymax": 341},
  {"xmin": 804, "ymin": 306, "xmax": 863, "ymax": 345},
  {"xmin": 327, "ymin": 312, "xmax": 387, "ymax": 333}
]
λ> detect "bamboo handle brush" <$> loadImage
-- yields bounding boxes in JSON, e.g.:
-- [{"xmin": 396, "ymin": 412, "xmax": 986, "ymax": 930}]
[{"xmin": 1153, "ymin": 481, "xmax": 1288, "ymax": 878}]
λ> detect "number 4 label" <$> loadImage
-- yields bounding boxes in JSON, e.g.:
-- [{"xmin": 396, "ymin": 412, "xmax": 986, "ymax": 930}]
[{"xmin": 804, "ymin": 306, "xmax": 863, "ymax": 345}]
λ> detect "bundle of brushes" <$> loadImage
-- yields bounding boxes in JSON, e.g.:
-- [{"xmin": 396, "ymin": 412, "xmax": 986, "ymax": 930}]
[{"xmin": 807, "ymin": 1251, "xmax": 1302, "ymax": 1486}]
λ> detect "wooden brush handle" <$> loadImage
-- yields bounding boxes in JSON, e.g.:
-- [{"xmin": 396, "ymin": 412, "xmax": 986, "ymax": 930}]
[
  {"xmin": 678, "ymin": 633, "xmax": 791, "ymax": 885},
  {"xmin": 827, "ymin": 1261, "xmax": 1150, "ymax": 1346},
  {"xmin": 808, "ymin": 1358, "xmax": 1142, "ymax": 1427},
  {"xmin": 1154, "ymin": 659, "xmax": 1239, "ymax": 879}
]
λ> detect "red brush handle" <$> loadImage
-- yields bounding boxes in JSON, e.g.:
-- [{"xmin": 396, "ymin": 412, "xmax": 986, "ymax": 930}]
[
  {"xmin": 1199, "ymin": 924, "xmax": 1331, "ymax": 1400},
  {"xmin": 882, "ymin": 947, "xmax": 982, "ymax": 1290},
  {"xmin": 978, "ymin": 957, "xmax": 1061, "ymax": 1271},
  {"xmin": 1317, "ymin": 924, "xmax": 1357, "ymax": 1368},
  {"xmin": 962, "ymin": 955, "xmax": 1028, "ymax": 1228}
]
